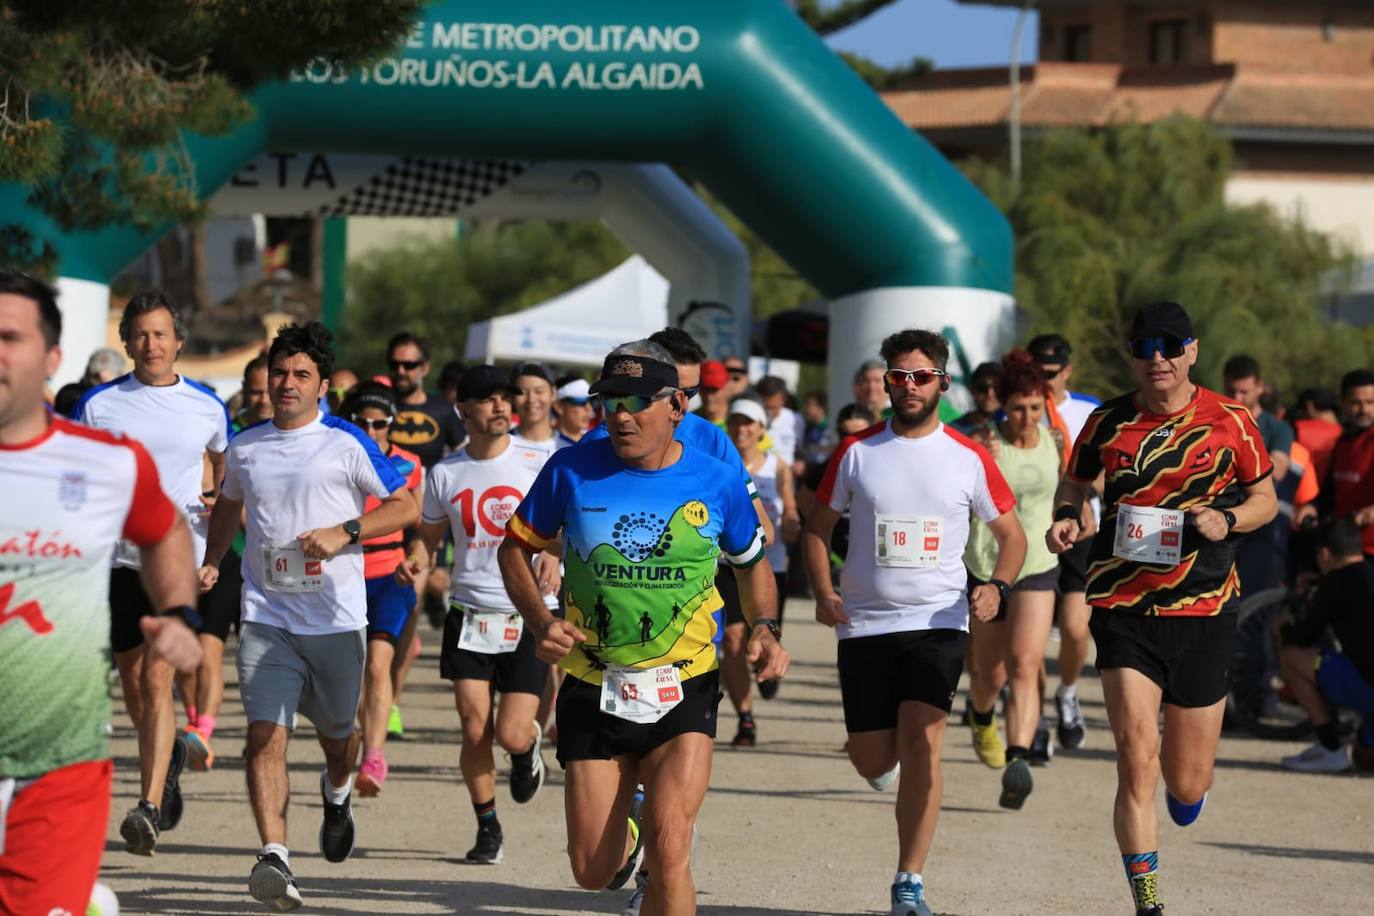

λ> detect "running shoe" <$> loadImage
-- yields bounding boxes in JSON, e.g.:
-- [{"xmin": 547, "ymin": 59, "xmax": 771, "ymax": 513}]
[
  {"xmin": 889, "ymin": 874, "xmax": 933, "ymax": 916},
  {"xmin": 318, "ymin": 774, "xmax": 356, "ymax": 863},
  {"xmin": 1136, "ymin": 906, "xmax": 1165, "ymax": 916},
  {"xmin": 119, "ymin": 800, "xmax": 160, "ymax": 856},
  {"xmin": 509, "ymin": 721, "xmax": 545, "ymax": 804},
  {"xmin": 249, "ymin": 852, "xmax": 303, "ymax": 910},
  {"xmin": 1281, "ymin": 742, "xmax": 1351, "ymax": 774},
  {"xmin": 607, "ymin": 788, "xmax": 646, "ymax": 890},
  {"xmin": 465, "ymin": 819, "xmax": 504, "ymax": 864},
  {"xmin": 356, "ymin": 753, "xmax": 388, "ymax": 798},
  {"xmin": 183, "ymin": 725, "xmax": 215, "ymax": 771},
  {"xmin": 999, "ymin": 758, "xmax": 1033, "ymax": 810},
  {"xmin": 87, "ymin": 881, "xmax": 119, "ymax": 916},
  {"xmin": 387, "ymin": 704, "xmax": 405, "ymax": 739},
  {"xmin": 1352, "ymin": 736, "xmax": 1374, "ymax": 773},
  {"xmin": 968, "ymin": 717, "xmax": 1006, "ymax": 768},
  {"xmin": 867, "ymin": 762, "xmax": 900, "ymax": 792},
  {"xmin": 758, "ymin": 678, "xmax": 780, "ymax": 700},
  {"xmin": 731, "ymin": 715, "xmax": 757, "ymax": 748},
  {"xmin": 623, "ymin": 868, "xmax": 650, "ymax": 916},
  {"xmin": 1029, "ymin": 718, "xmax": 1054, "ymax": 766},
  {"xmin": 1055, "ymin": 684, "xmax": 1086, "ymax": 750},
  {"xmin": 1165, "ymin": 791, "xmax": 1207, "ymax": 826},
  {"xmin": 159, "ymin": 733, "xmax": 188, "ymax": 831}
]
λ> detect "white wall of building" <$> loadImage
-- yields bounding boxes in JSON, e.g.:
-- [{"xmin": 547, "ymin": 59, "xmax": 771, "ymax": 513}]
[{"xmin": 1226, "ymin": 174, "xmax": 1374, "ymax": 256}]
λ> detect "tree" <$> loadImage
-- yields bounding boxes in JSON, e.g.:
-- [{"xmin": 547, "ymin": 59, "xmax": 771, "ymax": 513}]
[
  {"xmin": 338, "ymin": 220, "xmax": 630, "ymax": 376},
  {"xmin": 0, "ymin": 0, "xmax": 423, "ymax": 274},
  {"xmin": 961, "ymin": 115, "xmax": 1371, "ymax": 398}
]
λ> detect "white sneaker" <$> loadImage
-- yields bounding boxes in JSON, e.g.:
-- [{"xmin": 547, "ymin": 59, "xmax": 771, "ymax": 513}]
[
  {"xmin": 1281, "ymin": 742, "xmax": 1351, "ymax": 773},
  {"xmin": 867, "ymin": 762, "xmax": 900, "ymax": 792}
]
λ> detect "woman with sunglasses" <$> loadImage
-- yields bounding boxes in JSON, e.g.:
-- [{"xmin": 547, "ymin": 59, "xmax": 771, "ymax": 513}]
[
  {"xmin": 963, "ymin": 349, "xmax": 1065, "ymax": 810},
  {"xmin": 338, "ymin": 382, "xmax": 424, "ymax": 798},
  {"xmin": 1047, "ymin": 301, "xmax": 1277, "ymax": 916}
]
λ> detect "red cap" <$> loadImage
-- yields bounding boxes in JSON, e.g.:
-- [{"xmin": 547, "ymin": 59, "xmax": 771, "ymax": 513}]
[{"xmin": 700, "ymin": 359, "xmax": 728, "ymax": 389}]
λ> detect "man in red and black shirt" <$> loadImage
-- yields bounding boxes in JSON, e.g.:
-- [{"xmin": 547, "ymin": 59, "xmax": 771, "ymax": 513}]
[
  {"xmin": 1297, "ymin": 369, "xmax": 1374, "ymax": 557},
  {"xmin": 1046, "ymin": 301, "xmax": 1276, "ymax": 916}
]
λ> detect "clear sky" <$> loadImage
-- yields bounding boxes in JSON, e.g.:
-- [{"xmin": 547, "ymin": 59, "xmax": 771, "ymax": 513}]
[{"xmin": 824, "ymin": 0, "xmax": 1039, "ymax": 69}]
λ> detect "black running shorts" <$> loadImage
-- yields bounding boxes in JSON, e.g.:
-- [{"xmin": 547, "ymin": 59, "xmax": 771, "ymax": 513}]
[
  {"xmin": 717, "ymin": 566, "xmax": 746, "ymax": 627},
  {"xmin": 555, "ymin": 669, "xmax": 722, "ymax": 768},
  {"xmin": 109, "ymin": 549, "xmax": 242, "ymax": 653},
  {"xmin": 1089, "ymin": 607, "xmax": 1237, "ymax": 708},
  {"xmin": 1058, "ymin": 536, "xmax": 1094, "ymax": 594},
  {"xmin": 837, "ymin": 629, "xmax": 968, "ymax": 732},
  {"xmin": 439, "ymin": 606, "xmax": 549, "ymax": 695}
]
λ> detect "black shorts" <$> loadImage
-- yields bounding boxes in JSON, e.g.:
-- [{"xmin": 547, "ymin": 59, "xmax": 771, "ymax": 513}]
[
  {"xmin": 439, "ymin": 606, "xmax": 548, "ymax": 695},
  {"xmin": 109, "ymin": 550, "xmax": 242, "ymax": 653},
  {"xmin": 718, "ymin": 567, "xmax": 745, "ymax": 627},
  {"xmin": 1089, "ymin": 608, "xmax": 1237, "ymax": 708},
  {"xmin": 1058, "ymin": 536, "xmax": 1094, "ymax": 594},
  {"xmin": 837, "ymin": 629, "xmax": 968, "ymax": 732},
  {"xmin": 555, "ymin": 668, "xmax": 721, "ymax": 768}
]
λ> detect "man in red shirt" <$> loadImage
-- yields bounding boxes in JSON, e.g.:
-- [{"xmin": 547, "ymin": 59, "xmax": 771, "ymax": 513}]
[
  {"xmin": 1298, "ymin": 370, "xmax": 1374, "ymax": 557},
  {"xmin": 1047, "ymin": 301, "xmax": 1276, "ymax": 916}
]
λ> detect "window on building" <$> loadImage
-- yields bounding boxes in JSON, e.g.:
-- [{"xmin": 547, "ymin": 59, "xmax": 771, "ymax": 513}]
[
  {"xmin": 1064, "ymin": 24, "xmax": 1092, "ymax": 62},
  {"xmin": 1148, "ymin": 19, "xmax": 1187, "ymax": 65}
]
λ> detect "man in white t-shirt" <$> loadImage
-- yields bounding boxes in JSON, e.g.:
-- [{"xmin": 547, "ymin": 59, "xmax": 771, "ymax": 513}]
[
  {"xmin": 198, "ymin": 322, "xmax": 418, "ymax": 910},
  {"xmin": 74, "ymin": 290, "xmax": 231, "ymax": 854},
  {"xmin": 756, "ymin": 375, "xmax": 804, "ymax": 475},
  {"xmin": 397, "ymin": 364, "xmax": 561, "ymax": 866},
  {"xmin": 804, "ymin": 328, "xmax": 1026, "ymax": 916}
]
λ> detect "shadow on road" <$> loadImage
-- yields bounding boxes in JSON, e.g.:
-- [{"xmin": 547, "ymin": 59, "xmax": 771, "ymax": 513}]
[{"xmin": 1200, "ymin": 841, "xmax": 1374, "ymax": 865}]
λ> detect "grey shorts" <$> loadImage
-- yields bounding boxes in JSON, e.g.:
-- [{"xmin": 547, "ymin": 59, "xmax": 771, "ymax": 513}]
[{"xmin": 237, "ymin": 622, "xmax": 366, "ymax": 739}]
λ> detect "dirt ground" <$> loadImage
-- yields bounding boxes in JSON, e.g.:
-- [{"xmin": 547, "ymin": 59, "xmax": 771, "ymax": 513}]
[{"xmin": 99, "ymin": 600, "xmax": 1374, "ymax": 915}]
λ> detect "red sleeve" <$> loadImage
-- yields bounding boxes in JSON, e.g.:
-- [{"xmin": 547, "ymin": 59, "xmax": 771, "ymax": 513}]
[
  {"xmin": 943, "ymin": 425, "xmax": 1015, "ymax": 516},
  {"xmin": 1225, "ymin": 397, "xmax": 1274, "ymax": 485},
  {"xmin": 122, "ymin": 438, "xmax": 179, "ymax": 547}
]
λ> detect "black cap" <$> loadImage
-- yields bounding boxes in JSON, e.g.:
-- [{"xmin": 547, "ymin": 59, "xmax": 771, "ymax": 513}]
[
  {"xmin": 458, "ymin": 364, "xmax": 518, "ymax": 401},
  {"xmin": 510, "ymin": 361, "xmax": 554, "ymax": 385},
  {"xmin": 1027, "ymin": 334, "xmax": 1071, "ymax": 366},
  {"xmin": 1129, "ymin": 301, "xmax": 1194, "ymax": 341},
  {"xmin": 344, "ymin": 380, "xmax": 395, "ymax": 417},
  {"xmin": 589, "ymin": 354, "xmax": 680, "ymax": 397}
]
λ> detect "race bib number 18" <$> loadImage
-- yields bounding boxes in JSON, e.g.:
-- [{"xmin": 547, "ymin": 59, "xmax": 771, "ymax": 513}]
[
  {"xmin": 875, "ymin": 515, "xmax": 942, "ymax": 568},
  {"xmin": 1112, "ymin": 505, "xmax": 1184, "ymax": 567}
]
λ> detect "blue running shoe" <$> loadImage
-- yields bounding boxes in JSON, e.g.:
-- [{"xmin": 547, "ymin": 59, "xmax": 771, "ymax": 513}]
[
  {"xmin": 1165, "ymin": 791, "xmax": 1206, "ymax": 826},
  {"xmin": 890, "ymin": 874, "xmax": 933, "ymax": 916}
]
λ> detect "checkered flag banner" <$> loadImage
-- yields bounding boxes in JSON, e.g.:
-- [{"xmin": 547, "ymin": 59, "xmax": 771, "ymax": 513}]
[{"xmin": 314, "ymin": 158, "xmax": 529, "ymax": 217}]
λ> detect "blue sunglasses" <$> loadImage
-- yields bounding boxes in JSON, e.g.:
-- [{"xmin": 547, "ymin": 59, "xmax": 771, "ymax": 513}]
[{"xmin": 1128, "ymin": 336, "xmax": 1194, "ymax": 360}]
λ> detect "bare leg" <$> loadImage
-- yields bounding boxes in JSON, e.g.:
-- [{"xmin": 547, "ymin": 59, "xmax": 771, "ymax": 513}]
[
  {"xmin": 319, "ymin": 729, "xmax": 359, "ymax": 791},
  {"xmin": 1057, "ymin": 591, "xmax": 1092, "ymax": 689},
  {"xmin": 563, "ymin": 757, "xmax": 640, "ymax": 889},
  {"xmin": 968, "ymin": 615, "xmax": 1007, "ymax": 714},
  {"xmin": 246, "ymin": 721, "xmax": 291, "ymax": 845},
  {"xmin": 361, "ymin": 638, "xmax": 396, "ymax": 754},
  {"xmin": 720, "ymin": 622, "xmax": 753, "ymax": 717},
  {"xmin": 892, "ymin": 702, "xmax": 949, "ymax": 873},
  {"xmin": 115, "ymin": 647, "xmax": 144, "ymax": 729},
  {"xmin": 455, "ymin": 680, "xmax": 497, "ymax": 805},
  {"xmin": 1005, "ymin": 590, "xmax": 1055, "ymax": 748},
  {"xmin": 1160, "ymin": 698, "xmax": 1225, "ymax": 806},
  {"xmin": 638, "ymin": 732, "xmax": 714, "ymax": 916},
  {"xmin": 494, "ymin": 692, "xmax": 541, "ymax": 756},
  {"xmin": 1100, "ymin": 667, "xmax": 1164, "ymax": 853},
  {"xmin": 390, "ymin": 608, "xmax": 420, "ymax": 708},
  {"xmin": 139, "ymin": 652, "xmax": 177, "ymax": 807},
  {"xmin": 194, "ymin": 635, "xmax": 226, "ymax": 724}
]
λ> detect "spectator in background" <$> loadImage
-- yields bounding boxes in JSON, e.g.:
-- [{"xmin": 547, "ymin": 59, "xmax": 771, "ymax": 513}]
[
  {"xmin": 1299, "ymin": 369, "xmax": 1374, "ymax": 558},
  {"xmin": 439, "ymin": 360, "xmax": 465, "ymax": 407},
  {"xmin": 1293, "ymin": 387, "xmax": 1342, "ymax": 484},
  {"xmin": 852, "ymin": 358, "xmax": 889, "ymax": 418},
  {"xmin": 1279, "ymin": 517, "xmax": 1374, "ymax": 773},
  {"xmin": 327, "ymin": 368, "xmax": 358, "ymax": 415},
  {"xmin": 1225, "ymin": 355, "xmax": 1295, "ymax": 593},
  {"xmin": 796, "ymin": 403, "xmax": 881, "ymax": 588},
  {"xmin": 757, "ymin": 375, "xmax": 804, "ymax": 474},
  {"xmin": 952, "ymin": 362, "xmax": 1002, "ymax": 436},
  {"xmin": 54, "ymin": 347, "xmax": 128, "ymax": 416},
  {"xmin": 1224, "ymin": 355, "xmax": 1292, "ymax": 481},
  {"xmin": 723, "ymin": 354, "xmax": 750, "ymax": 398},
  {"xmin": 696, "ymin": 359, "xmax": 731, "ymax": 426},
  {"xmin": 387, "ymin": 332, "xmax": 467, "ymax": 469},
  {"xmin": 553, "ymin": 378, "xmax": 593, "ymax": 450},
  {"xmin": 510, "ymin": 362, "xmax": 557, "ymax": 451},
  {"xmin": 234, "ymin": 354, "xmax": 273, "ymax": 432},
  {"xmin": 800, "ymin": 390, "xmax": 833, "ymax": 470}
]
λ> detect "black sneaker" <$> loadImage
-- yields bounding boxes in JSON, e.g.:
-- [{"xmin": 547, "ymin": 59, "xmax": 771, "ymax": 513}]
[
  {"xmin": 999, "ymin": 758, "xmax": 1033, "ymax": 810},
  {"xmin": 509, "ymin": 722, "xmax": 545, "ymax": 805},
  {"xmin": 1055, "ymin": 685, "xmax": 1086, "ymax": 751},
  {"xmin": 249, "ymin": 852, "xmax": 303, "ymax": 910},
  {"xmin": 159, "ymin": 733, "xmax": 188, "ymax": 831},
  {"xmin": 1029, "ymin": 718, "xmax": 1054, "ymax": 766},
  {"xmin": 465, "ymin": 820, "xmax": 504, "ymax": 864},
  {"xmin": 318, "ymin": 774, "xmax": 356, "ymax": 863},
  {"xmin": 607, "ymin": 788, "xmax": 645, "ymax": 890},
  {"xmin": 120, "ymin": 800, "xmax": 160, "ymax": 856},
  {"xmin": 1136, "ymin": 906, "xmax": 1165, "ymax": 916},
  {"xmin": 758, "ymin": 679, "xmax": 780, "ymax": 700},
  {"xmin": 731, "ymin": 715, "xmax": 757, "ymax": 748}
]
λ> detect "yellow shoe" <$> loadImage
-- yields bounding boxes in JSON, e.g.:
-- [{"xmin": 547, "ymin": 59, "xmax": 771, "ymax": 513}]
[{"xmin": 969, "ymin": 717, "xmax": 1006, "ymax": 769}]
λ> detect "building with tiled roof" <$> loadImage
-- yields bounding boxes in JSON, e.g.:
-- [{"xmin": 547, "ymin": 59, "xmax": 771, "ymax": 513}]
[{"xmin": 881, "ymin": 1, "xmax": 1374, "ymax": 257}]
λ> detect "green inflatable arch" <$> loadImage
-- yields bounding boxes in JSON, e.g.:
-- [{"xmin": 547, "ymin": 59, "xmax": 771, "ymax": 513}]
[{"xmin": 6, "ymin": 0, "xmax": 1014, "ymax": 405}]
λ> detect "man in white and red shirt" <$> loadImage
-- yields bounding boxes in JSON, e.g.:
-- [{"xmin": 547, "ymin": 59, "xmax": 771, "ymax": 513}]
[
  {"xmin": 397, "ymin": 364, "xmax": 560, "ymax": 866},
  {"xmin": 804, "ymin": 328, "xmax": 1026, "ymax": 916},
  {"xmin": 0, "ymin": 271, "xmax": 201, "ymax": 915}
]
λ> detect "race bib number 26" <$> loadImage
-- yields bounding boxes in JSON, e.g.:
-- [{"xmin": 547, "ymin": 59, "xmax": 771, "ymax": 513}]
[{"xmin": 1112, "ymin": 505, "xmax": 1183, "ymax": 567}]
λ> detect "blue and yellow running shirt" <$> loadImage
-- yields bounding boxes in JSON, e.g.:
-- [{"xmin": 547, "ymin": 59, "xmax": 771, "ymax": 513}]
[{"xmin": 508, "ymin": 437, "xmax": 766, "ymax": 686}]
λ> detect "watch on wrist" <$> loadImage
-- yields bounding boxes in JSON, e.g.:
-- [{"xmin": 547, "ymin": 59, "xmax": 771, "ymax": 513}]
[
  {"xmin": 162, "ymin": 604, "xmax": 203, "ymax": 632},
  {"xmin": 987, "ymin": 578, "xmax": 1012, "ymax": 605},
  {"xmin": 1221, "ymin": 509, "xmax": 1238, "ymax": 532},
  {"xmin": 1053, "ymin": 504, "xmax": 1080, "ymax": 523},
  {"xmin": 753, "ymin": 618, "xmax": 781, "ymax": 641},
  {"xmin": 343, "ymin": 518, "xmax": 362, "ymax": 544}
]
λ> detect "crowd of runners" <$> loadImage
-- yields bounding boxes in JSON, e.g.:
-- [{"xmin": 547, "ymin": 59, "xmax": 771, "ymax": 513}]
[{"xmin": 2, "ymin": 269, "xmax": 1372, "ymax": 916}]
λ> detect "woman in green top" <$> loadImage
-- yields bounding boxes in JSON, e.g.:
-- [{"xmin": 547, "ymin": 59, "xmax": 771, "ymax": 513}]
[{"xmin": 963, "ymin": 349, "xmax": 1065, "ymax": 810}]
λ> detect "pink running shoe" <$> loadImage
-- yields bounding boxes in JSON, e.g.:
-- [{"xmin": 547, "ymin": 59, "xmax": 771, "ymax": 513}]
[{"xmin": 357, "ymin": 753, "xmax": 388, "ymax": 797}]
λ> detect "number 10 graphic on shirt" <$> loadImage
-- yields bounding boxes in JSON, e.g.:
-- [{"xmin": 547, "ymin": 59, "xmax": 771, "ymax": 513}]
[{"xmin": 452, "ymin": 486, "xmax": 524, "ymax": 539}]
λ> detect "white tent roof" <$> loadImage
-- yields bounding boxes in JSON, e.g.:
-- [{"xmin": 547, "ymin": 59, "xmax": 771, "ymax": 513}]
[{"xmin": 465, "ymin": 255, "xmax": 669, "ymax": 368}]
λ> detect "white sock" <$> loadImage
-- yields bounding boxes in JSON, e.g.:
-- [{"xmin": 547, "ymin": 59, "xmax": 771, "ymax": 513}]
[
  {"xmin": 895, "ymin": 871, "xmax": 922, "ymax": 886},
  {"xmin": 1060, "ymin": 683, "xmax": 1077, "ymax": 700},
  {"xmin": 262, "ymin": 842, "xmax": 289, "ymax": 865},
  {"xmin": 322, "ymin": 770, "xmax": 352, "ymax": 805}
]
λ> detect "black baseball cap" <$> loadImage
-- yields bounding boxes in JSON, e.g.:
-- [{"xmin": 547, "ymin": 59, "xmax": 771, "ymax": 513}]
[
  {"xmin": 344, "ymin": 381, "xmax": 396, "ymax": 416},
  {"xmin": 589, "ymin": 354, "xmax": 680, "ymax": 397},
  {"xmin": 458, "ymin": 364, "xmax": 518, "ymax": 401},
  {"xmin": 510, "ymin": 361, "xmax": 554, "ymax": 385},
  {"xmin": 1027, "ymin": 334, "xmax": 1071, "ymax": 366},
  {"xmin": 1129, "ymin": 301, "xmax": 1194, "ymax": 341}
]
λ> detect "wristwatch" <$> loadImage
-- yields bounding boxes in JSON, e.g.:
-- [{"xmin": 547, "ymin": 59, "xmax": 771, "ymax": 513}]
[
  {"xmin": 1053, "ymin": 504, "xmax": 1080, "ymax": 523},
  {"xmin": 753, "ymin": 618, "xmax": 782, "ymax": 641},
  {"xmin": 343, "ymin": 518, "xmax": 362, "ymax": 544},
  {"xmin": 987, "ymin": 578, "xmax": 1012, "ymax": 608},
  {"xmin": 161, "ymin": 604, "xmax": 204, "ymax": 632},
  {"xmin": 1221, "ymin": 509, "xmax": 1238, "ymax": 532}
]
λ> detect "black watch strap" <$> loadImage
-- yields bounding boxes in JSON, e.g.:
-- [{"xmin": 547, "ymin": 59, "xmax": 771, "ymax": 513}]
[
  {"xmin": 1221, "ymin": 509, "xmax": 1238, "ymax": 532},
  {"xmin": 753, "ymin": 618, "xmax": 781, "ymax": 640},
  {"xmin": 1053, "ymin": 504, "xmax": 1080, "ymax": 523},
  {"xmin": 162, "ymin": 604, "xmax": 203, "ymax": 632},
  {"xmin": 344, "ymin": 518, "xmax": 362, "ymax": 544},
  {"xmin": 987, "ymin": 578, "xmax": 1012, "ymax": 604}
]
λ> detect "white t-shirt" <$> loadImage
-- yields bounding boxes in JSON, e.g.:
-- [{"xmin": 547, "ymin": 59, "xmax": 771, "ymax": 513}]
[
  {"xmin": 766, "ymin": 406, "xmax": 803, "ymax": 467},
  {"xmin": 422, "ymin": 438, "xmax": 556, "ymax": 610},
  {"xmin": 817, "ymin": 421, "xmax": 1014, "ymax": 639},
  {"xmin": 222, "ymin": 413, "xmax": 404, "ymax": 635},
  {"xmin": 75, "ymin": 373, "xmax": 229, "ymax": 568},
  {"xmin": 1056, "ymin": 390, "xmax": 1102, "ymax": 447},
  {"xmin": 512, "ymin": 433, "xmax": 556, "ymax": 456},
  {"xmin": 752, "ymin": 453, "xmax": 788, "ymax": 573}
]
